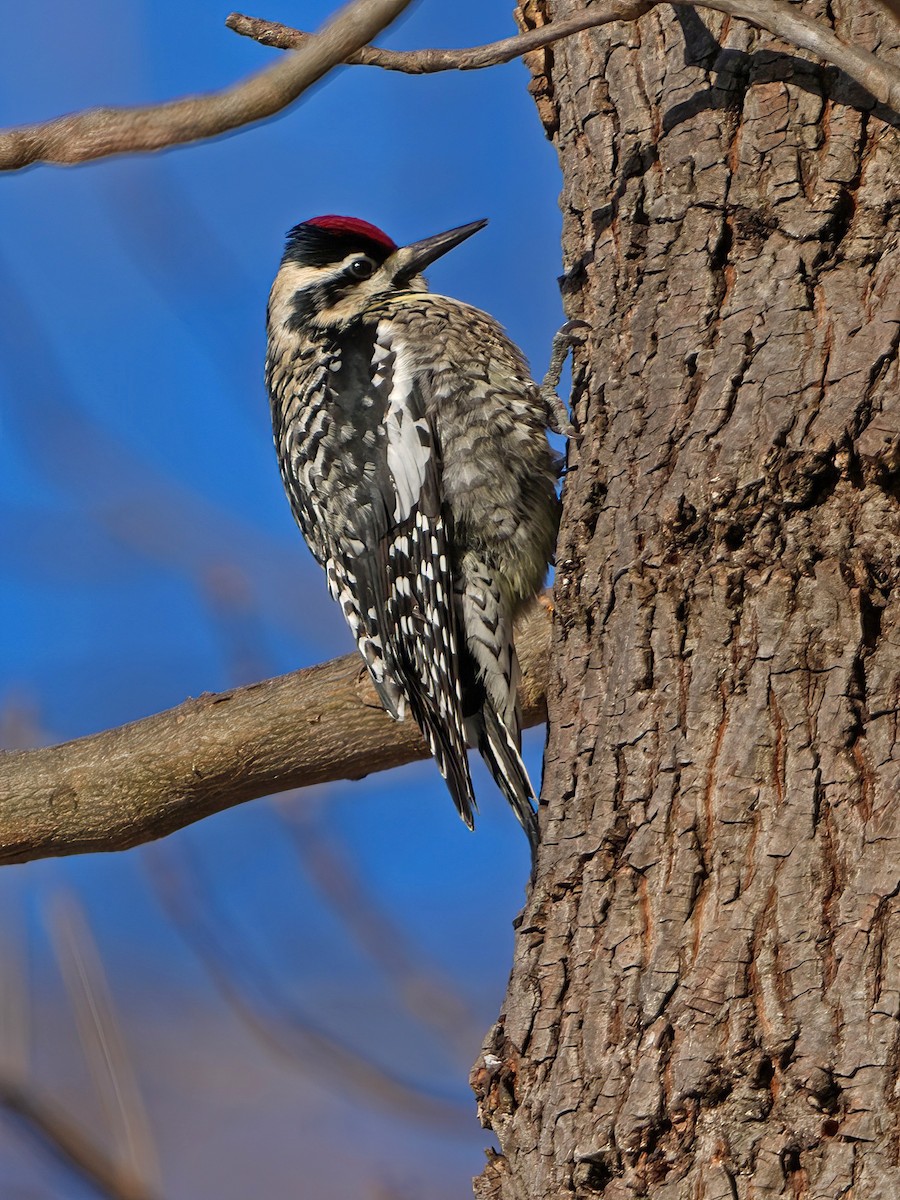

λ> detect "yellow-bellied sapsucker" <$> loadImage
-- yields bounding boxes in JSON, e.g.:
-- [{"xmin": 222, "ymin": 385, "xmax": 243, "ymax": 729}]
[{"xmin": 266, "ymin": 216, "xmax": 571, "ymax": 853}]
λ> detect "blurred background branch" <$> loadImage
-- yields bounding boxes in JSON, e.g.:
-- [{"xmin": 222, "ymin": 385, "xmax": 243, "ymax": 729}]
[
  {"xmin": 146, "ymin": 841, "xmax": 474, "ymax": 1133},
  {"xmin": 272, "ymin": 798, "xmax": 484, "ymax": 1064}
]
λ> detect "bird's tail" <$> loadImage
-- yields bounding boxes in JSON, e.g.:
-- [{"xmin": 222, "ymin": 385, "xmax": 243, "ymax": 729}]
[
  {"xmin": 471, "ymin": 706, "xmax": 539, "ymax": 859},
  {"xmin": 419, "ymin": 708, "xmax": 478, "ymax": 831},
  {"xmin": 379, "ymin": 662, "xmax": 477, "ymax": 831}
]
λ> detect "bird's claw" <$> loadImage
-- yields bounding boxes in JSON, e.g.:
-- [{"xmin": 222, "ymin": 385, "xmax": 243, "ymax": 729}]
[{"xmin": 540, "ymin": 319, "xmax": 589, "ymax": 437}]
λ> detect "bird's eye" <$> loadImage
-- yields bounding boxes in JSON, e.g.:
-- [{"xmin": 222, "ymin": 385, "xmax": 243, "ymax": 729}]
[{"xmin": 347, "ymin": 257, "xmax": 375, "ymax": 280}]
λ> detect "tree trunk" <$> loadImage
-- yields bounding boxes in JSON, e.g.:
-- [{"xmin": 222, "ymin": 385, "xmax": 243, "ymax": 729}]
[{"xmin": 474, "ymin": 4, "xmax": 900, "ymax": 1197}]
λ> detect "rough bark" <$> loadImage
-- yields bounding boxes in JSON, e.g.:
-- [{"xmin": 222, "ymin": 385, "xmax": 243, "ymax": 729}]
[{"xmin": 474, "ymin": 3, "xmax": 900, "ymax": 1197}]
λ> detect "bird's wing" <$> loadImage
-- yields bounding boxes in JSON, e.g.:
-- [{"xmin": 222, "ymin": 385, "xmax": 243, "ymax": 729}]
[{"xmin": 325, "ymin": 321, "xmax": 476, "ymax": 826}]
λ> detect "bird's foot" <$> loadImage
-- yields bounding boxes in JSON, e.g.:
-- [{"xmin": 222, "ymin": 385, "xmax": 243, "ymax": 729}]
[{"xmin": 540, "ymin": 319, "xmax": 589, "ymax": 437}]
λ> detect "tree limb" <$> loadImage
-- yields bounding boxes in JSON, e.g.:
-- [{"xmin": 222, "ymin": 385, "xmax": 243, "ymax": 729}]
[
  {"xmin": 700, "ymin": 0, "xmax": 900, "ymax": 109},
  {"xmin": 0, "ymin": 601, "xmax": 552, "ymax": 867},
  {"xmin": 228, "ymin": 0, "xmax": 900, "ymax": 112},
  {"xmin": 0, "ymin": 0, "xmax": 415, "ymax": 171}
]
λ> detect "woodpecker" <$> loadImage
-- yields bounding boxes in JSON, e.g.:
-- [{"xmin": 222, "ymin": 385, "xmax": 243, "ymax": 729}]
[{"xmin": 266, "ymin": 215, "xmax": 572, "ymax": 855}]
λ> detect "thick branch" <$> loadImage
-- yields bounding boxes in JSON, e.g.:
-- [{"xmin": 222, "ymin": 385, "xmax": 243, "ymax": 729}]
[
  {"xmin": 0, "ymin": 602, "xmax": 551, "ymax": 866},
  {"xmin": 229, "ymin": 0, "xmax": 900, "ymax": 111},
  {"xmin": 0, "ymin": 0, "xmax": 414, "ymax": 171},
  {"xmin": 703, "ymin": 0, "xmax": 900, "ymax": 109}
]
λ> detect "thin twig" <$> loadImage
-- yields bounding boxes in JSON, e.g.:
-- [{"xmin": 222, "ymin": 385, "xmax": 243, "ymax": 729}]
[
  {"xmin": 699, "ymin": 0, "xmax": 900, "ymax": 110},
  {"xmin": 0, "ymin": 0, "xmax": 896, "ymax": 172},
  {"xmin": 229, "ymin": 0, "xmax": 900, "ymax": 112},
  {"xmin": 0, "ymin": 600, "xmax": 552, "ymax": 866},
  {"xmin": 0, "ymin": 0, "xmax": 415, "ymax": 171},
  {"xmin": 227, "ymin": 3, "xmax": 655, "ymax": 73}
]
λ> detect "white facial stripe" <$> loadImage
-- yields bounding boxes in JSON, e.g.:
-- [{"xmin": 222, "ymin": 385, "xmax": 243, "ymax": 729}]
[{"xmin": 267, "ymin": 262, "xmax": 333, "ymax": 329}]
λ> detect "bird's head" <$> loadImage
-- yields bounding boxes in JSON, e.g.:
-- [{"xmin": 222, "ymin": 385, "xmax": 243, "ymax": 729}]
[{"xmin": 268, "ymin": 215, "xmax": 487, "ymax": 333}]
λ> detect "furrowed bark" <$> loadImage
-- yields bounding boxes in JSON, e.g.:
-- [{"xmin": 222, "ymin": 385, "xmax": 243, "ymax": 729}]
[{"xmin": 474, "ymin": 3, "xmax": 900, "ymax": 1197}]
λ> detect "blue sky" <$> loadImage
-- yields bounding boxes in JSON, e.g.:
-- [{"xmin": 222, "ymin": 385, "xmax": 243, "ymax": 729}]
[{"xmin": 0, "ymin": 2, "xmax": 566, "ymax": 1194}]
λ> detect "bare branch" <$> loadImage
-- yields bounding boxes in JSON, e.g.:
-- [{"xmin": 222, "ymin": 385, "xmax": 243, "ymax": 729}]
[
  {"xmin": 0, "ymin": 0, "xmax": 895, "ymax": 172},
  {"xmin": 226, "ymin": 3, "xmax": 656, "ymax": 73},
  {"xmin": 699, "ymin": 0, "xmax": 900, "ymax": 110},
  {"xmin": 0, "ymin": 0, "xmax": 415, "ymax": 171},
  {"xmin": 229, "ymin": 0, "xmax": 900, "ymax": 112},
  {"xmin": 0, "ymin": 600, "xmax": 552, "ymax": 867}
]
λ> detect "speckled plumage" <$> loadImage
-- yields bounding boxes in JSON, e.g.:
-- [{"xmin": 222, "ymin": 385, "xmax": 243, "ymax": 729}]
[{"xmin": 266, "ymin": 218, "xmax": 563, "ymax": 851}]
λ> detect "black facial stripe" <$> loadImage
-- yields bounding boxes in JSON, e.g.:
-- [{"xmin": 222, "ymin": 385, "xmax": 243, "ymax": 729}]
[
  {"xmin": 286, "ymin": 282, "xmax": 325, "ymax": 328},
  {"xmin": 283, "ymin": 224, "xmax": 394, "ymax": 268},
  {"xmin": 286, "ymin": 273, "xmax": 356, "ymax": 329}
]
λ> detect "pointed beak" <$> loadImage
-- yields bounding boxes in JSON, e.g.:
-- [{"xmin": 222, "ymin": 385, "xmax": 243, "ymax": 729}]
[{"xmin": 389, "ymin": 219, "xmax": 488, "ymax": 283}]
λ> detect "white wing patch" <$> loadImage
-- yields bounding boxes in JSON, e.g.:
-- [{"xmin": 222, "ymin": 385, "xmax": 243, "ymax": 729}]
[{"xmin": 378, "ymin": 324, "xmax": 432, "ymax": 523}]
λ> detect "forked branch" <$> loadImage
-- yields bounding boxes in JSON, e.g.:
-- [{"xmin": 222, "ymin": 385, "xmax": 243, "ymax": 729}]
[{"xmin": 227, "ymin": 2, "xmax": 655, "ymax": 73}]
